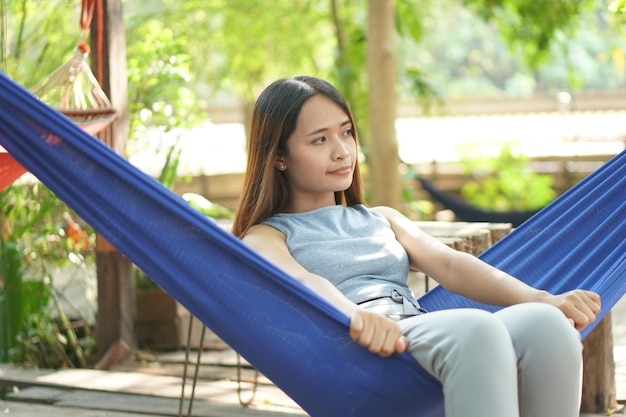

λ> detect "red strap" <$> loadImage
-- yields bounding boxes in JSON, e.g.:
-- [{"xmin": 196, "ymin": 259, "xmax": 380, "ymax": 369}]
[
  {"xmin": 77, "ymin": 0, "xmax": 96, "ymax": 53},
  {"xmin": 0, "ymin": 148, "xmax": 28, "ymax": 191}
]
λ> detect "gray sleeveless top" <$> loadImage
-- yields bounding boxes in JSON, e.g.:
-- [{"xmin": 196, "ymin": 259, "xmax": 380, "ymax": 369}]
[{"xmin": 261, "ymin": 204, "xmax": 419, "ymax": 307}]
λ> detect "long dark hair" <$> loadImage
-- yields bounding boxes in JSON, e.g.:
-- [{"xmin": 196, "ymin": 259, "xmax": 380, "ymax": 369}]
[{"xmin": 232, "ymin": 76, "xmax": 364, "ymax": 237}]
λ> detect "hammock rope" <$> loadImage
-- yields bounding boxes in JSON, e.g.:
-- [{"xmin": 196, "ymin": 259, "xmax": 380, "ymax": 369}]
[
  {"xmin": 0, "ymin": 72, "xmax": 624, "ymax": 417},
  {"xmin": 29, "ymin": 0, "xmax": 116, "ymax": 136},
  {"xmin": 78, "ymin": 0, "xmax": 97, "ymax": 54}
]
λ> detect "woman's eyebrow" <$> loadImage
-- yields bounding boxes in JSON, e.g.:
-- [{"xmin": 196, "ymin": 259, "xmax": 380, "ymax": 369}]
[
  {"xmin": 306, "ymin": 127, "xmax": 328, "ymax": 137},
  {"xmin": 306, "ymin": 120, "xmax": 351, "ymax": 137}
]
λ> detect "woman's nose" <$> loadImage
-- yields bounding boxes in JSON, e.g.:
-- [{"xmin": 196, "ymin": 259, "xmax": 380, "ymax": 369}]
[{"xmin": 332, "ymin": 137, "xmax": 350, "ymax": 159}]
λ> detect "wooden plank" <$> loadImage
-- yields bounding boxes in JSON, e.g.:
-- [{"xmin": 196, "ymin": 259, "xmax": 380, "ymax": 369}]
[
  {"xmin": 0, "ymin": 365, "xmax": 301, "ymax": 412},
  {"xmin": 110, "ymin": 349, "xmax": 271, "ymax": 385},
  {"xmin": 5, "ymin": 386, "xmax": 64, "ymax": 404},
  {"xmin": 2, "ymin": 401, "xmax": 162, "ymax": 417},
  {"xmin": 157, "ymin": 347, "xmax": 250, "ymax": 367},
  {"xmin": 110, "ymin": 362, "xmax": 264, "ymax": 385},
  {"xmin": 7, "ymin": 386, "xmax": 303, "ymax": 417}
]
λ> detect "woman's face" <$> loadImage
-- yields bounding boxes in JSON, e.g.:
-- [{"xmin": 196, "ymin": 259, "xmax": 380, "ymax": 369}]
[{"xmin": 277, "ymin": 94, "xmax": 357, "ymax": 212}]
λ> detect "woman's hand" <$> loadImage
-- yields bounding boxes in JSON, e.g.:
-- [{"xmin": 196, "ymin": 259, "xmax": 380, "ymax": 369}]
[
  {"xmin": 349, "ymin": 309, "xmax": 408, "ymax": 357},
  {"xmin": 540, "ymin": 290, "xmax": 601, "ymax": 331}
]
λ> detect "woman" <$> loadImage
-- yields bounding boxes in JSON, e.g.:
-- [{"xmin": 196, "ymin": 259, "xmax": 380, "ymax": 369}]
[{"xmin": 232, "ymin": 75, "xmax": 601, "ymax": 417}]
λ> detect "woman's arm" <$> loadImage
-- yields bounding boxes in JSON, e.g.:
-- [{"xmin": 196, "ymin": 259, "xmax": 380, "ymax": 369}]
[
  {"xmin": 242, "ymin": 223, "xmax": 407, "ymax": 356},
  {"xmin": 374, "ymin": 206, "xmax": 601, "ymax": 331}
]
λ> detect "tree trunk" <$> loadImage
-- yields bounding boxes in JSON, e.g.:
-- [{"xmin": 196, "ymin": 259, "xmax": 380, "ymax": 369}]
[
  {"xmin": 90, "ymin": 0, "xmax": 134, "ymax": 360},
  {"xmin": 367, "ymin": 0, "xmax": 400, "ymax": 208}
]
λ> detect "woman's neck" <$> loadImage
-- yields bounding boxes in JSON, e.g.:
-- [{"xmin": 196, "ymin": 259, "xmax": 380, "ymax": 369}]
[{"xmin": 286, "ymin": 193, "xmax": 337, "ymax": 213}]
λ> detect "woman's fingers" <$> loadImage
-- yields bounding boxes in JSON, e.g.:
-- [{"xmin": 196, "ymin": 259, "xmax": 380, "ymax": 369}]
[
  {"xmin": 555, "ymin": 290, "xmax": 601, "ymax": 331},
  {"xmin": 349, "ymin": 310, "xmax": 405, "ymax": 357},
  {"xmin": 395, "ymin": 335, "xmax": 409, "ymax": 353},
  {"xmin": 349, "ymin": 310, "xmax": 364, "ymax": 340}
]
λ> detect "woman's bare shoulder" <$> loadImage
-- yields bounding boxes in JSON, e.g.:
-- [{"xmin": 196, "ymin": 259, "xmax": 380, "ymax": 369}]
[
  {"xmin": 370, "ymin": 205, "xmax": 404, "ymax": 221},
  {"xmin": 241, "ymin": 223, "xmax": 285, "ymax": 247}
]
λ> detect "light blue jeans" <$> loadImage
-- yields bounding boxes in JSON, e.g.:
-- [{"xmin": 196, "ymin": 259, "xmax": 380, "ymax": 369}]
[{"xmin": 400, "ymin": 303, "xmax": 582, "ymax": 417}]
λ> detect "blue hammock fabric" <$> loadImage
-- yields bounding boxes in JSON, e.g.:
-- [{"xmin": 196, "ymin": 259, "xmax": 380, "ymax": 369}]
[{"xmin": 0, "ymin": 71, "xmax": 625, "ymax": 417}]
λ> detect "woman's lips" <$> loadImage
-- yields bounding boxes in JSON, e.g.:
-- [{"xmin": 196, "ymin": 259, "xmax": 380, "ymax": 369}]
[{"xmin": 329, "ymin": 165, "xmax": 352, "ymax": 176}]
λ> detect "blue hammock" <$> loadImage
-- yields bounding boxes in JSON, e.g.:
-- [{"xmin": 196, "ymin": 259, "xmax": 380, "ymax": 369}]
[
  {"xmin": 416, "ymin": 176, "xmax": 540, "ymax": 227},
  {"xmin": 0, "ymin": 71, "xmax": 625, "ymax": 417}
]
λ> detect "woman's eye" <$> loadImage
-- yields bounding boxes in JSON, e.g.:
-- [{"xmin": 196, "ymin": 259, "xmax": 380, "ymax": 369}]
[
  {"xmin": 313, "ymin": 136, "xmax": 326, "ymax": 144},
  {"xmin": 343, "ymin": 129, "xmax": 353, "ymax": 137}
]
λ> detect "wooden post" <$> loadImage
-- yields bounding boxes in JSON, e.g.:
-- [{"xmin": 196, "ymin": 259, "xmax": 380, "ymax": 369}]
[
  {"xmin": 90, "ymin": 0, "xmax": 135, "ymax": 361},
  {"xmin": 367, "ymin": 0, "xmax": 400, "ymax": 208},
  {"xmin": 581, "ymin": 313, "xmax": 617, "ymax": 413}
]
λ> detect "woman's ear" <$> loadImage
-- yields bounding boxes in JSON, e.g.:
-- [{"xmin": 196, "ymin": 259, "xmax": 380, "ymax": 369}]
[{"xmin": 274, "ymin": 154, "xmax": 287, "ymax": 171}]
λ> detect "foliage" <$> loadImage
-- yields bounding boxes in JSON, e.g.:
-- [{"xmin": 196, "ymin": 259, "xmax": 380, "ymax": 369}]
[
  {"xmin": 9, "ymin": 311, "xmax": 68, "ymax": 368},
  {"xmin": 208, "ymin": 0, "xmax": 334, "ymax": 102},
  {"xmin": 125, "ymin": 14, "xmax": 207, "ymax": 133},
  {"xmin": 182, "ymin": 193, "xmax": 234, "ymax": 219},
  {"xmin": 0, "ymin": 0, "xmax": 81, "ymax": 87},
  {"xmin": 613, "ymin": 0, "xmax": 626, "ymax": 22},
  {"xmin": 4, "ymin": 0, "xmax": 624, "ymax": 136},
  {"xmin": 133, "ymin": 267, "xmax": 159, "ymax": 291},
  {"xmin": 0, "ymin": 182, "xmax": 95, "ymax": 366},
  {"xmin": 1, "ymin": 183, "xmax": 94, "ymax": 265},
  {"xmin": 9, "ymin": 295, "xmax": 95, "ymax": 369},
  {"xmin": 462, "ymin": 0, "xmax": 597, "ymax": 69},
  {"xmin": 1, "ymin": 183, "xmax": 61, "ymax": 364},
  {"xmin": 120, "ymin": 0, "xmax": 626, "ymax": 170},
  {"xmin": 457, "ymin": 142, "xmax": 556, "ymax": 211},
  {"xmin": 0, "ymin": 240, "xmax": 23, "ymax": 363},
  {"xmin": 157, "ymin": 140, "xmax": 182, "ymax": 189},
  {"xmin": 401, "ymin": 174, "xmax": 436, "ymax": 221},
  {"xmin": 404, "ymin": 0, "xmax": 626, "ymax": 98}
]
